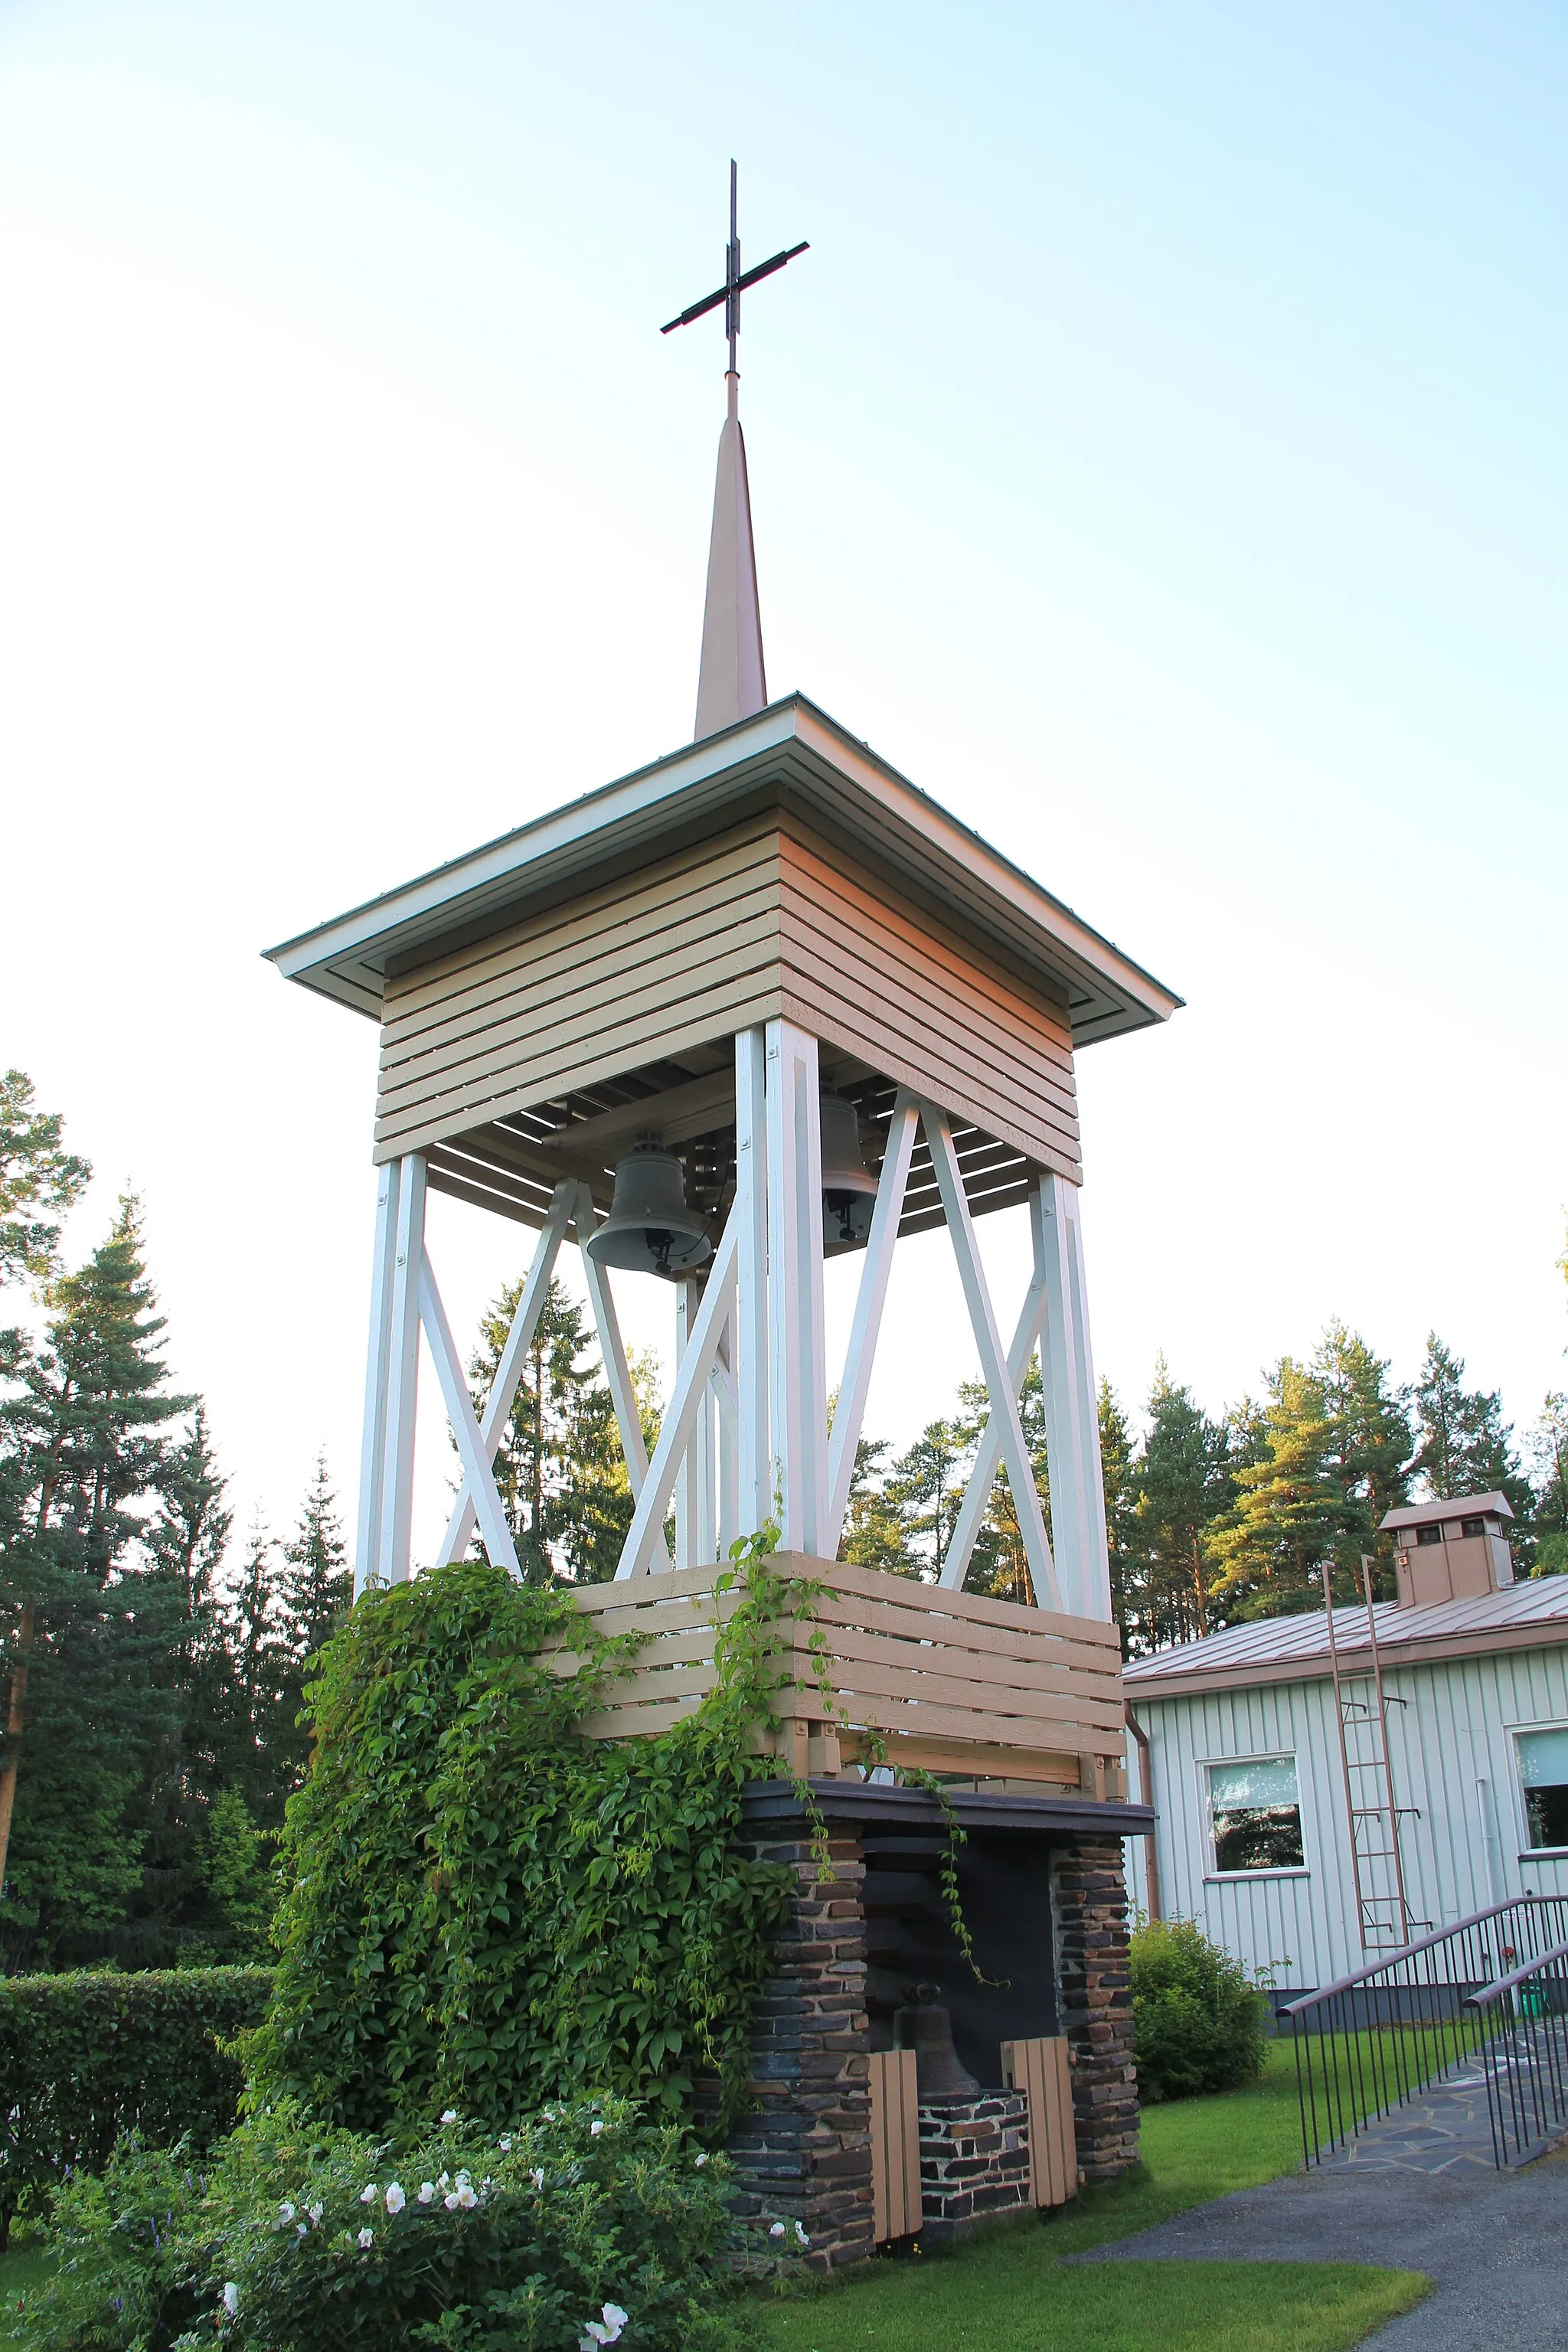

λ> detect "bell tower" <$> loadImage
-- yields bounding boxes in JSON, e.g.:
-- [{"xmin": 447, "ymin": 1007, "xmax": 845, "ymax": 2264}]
[{"xmin": 265, "ymin": 175, "xmax": 1181, "ymax": 1779}]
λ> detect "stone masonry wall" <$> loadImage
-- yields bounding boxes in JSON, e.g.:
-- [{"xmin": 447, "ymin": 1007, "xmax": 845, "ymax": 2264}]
[
  {"xmin": 916, "ymin": 2092, "xmax": 1031, "ymax": 2238},
  {"xmin": 722, "ymin": 1830, "xmax": 874, "ymax": 2271},
  {"xmin": 1051, "ymin": 1836, "xmax": 1138, "ymax": 2180}
]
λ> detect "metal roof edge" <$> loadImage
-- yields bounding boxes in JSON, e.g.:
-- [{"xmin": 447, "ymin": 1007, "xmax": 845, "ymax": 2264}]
[{"xmin": 1125, "ymin": 1613, "xmax": 1568, "ymax": 1698}]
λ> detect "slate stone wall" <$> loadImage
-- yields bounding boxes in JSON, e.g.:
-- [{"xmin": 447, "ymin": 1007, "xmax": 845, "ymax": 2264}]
[
  {"xmin": 916, "ymin": 2092, "xmax": 1031, "ymax": 2237},
  {"xmin": 722, "ymin": 1829, "xmax": 875, "ymax": 2271},
  {"xmin": 1051, "ymin": 1835, "xmax": 1138, "ymax": 2180}
]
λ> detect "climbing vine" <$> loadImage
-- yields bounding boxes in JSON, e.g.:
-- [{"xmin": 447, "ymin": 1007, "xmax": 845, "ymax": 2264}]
[{"xmin": 253, "ymin": 1536, "xmax": 987, "ymax": 2145}]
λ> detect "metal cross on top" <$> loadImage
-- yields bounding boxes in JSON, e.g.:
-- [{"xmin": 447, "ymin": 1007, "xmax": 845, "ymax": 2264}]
[{"xmin": 661, "ymin": 159, "xmax": 808, "ymax": 374}]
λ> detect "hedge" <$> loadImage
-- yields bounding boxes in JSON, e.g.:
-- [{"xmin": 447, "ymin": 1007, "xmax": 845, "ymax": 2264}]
[{"xmin": 0, "ymin": 1965, "xmax": 273, "ymax": 2245}]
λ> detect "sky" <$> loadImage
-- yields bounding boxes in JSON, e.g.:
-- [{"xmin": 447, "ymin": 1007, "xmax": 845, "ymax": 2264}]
[{"xmin": 2, "ymin": 2, "xmax": 1565, "ymax": 1562}]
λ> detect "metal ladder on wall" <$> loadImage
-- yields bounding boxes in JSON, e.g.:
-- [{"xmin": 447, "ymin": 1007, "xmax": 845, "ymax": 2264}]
[{"xmin": 1325, "ymin": 1557, "xmax": 1429, "ymax": 1952}]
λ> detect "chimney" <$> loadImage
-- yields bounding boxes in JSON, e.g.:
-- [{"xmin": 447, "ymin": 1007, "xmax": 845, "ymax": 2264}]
[{"xmin": 1379, "ymin": 1493, "xmax": 1516, "ymax": 1609}]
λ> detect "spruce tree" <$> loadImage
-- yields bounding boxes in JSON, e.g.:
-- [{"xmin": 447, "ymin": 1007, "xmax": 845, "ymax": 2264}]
[
  {"xmin": 1097, "ymin": 1378, "xmax": 1139, "ymax": 1654},
  {"xmin": 1311, "ymin": 1320, "xmax": 1412, "ymax": 1594},
  {"xmin": 274, "ymin": 1456, "xmax": 351, "ymax": 1782},
  {"xmin": 0, "ymin": 1197, "xmax": 191, "ymax": 1961},
  {"xmin": 1130, "ymin": 1360, "xmax": 1233, "ymax": 1642}
]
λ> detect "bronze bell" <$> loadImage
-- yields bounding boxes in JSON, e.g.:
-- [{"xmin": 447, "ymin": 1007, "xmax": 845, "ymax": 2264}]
[{"xmin": 893, "ymin": 1982, "xmax": 980, "ymax": 2101}]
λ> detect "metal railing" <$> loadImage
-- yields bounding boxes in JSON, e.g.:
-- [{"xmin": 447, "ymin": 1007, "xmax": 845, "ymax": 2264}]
[
  {"xmin": 1285, "ymin": 1893, "xmax": 1568, "ymax": 2167},
  {"xmin": 1468, "ymin": 1935, "xmax": 1568, "ymax": 2167}
]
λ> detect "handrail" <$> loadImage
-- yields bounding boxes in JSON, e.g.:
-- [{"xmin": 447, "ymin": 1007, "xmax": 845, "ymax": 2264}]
[
  {"xmin": 1467, "ymin": 1935, "xmax": 1568, "ymax": 2007},
  {"xmin": 1289, "ymin": 1891, "xmax": 1568, "ymax": 2169},
  {"xmin": 1280, "ymin": 1895, "xmax": 1527, "ymax": 2017}
]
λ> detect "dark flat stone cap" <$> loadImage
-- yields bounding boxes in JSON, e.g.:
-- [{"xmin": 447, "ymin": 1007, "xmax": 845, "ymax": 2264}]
[{"xmin": 740, "ymin": 1777, "xmax": 1154, "ymax": 1838}]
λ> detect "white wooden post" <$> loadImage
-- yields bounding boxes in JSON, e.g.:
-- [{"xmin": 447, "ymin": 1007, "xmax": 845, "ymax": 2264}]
[
  {"xmin": 418, "ymin": 1256, "xmax": 523, "ymax": 1578},
  {"xmin": 714, "ymin": 1312, "xmax": 740, "ymax": 1560},
  {"xmin": 376, "ymin": 1150, "xmax": 426, "ymax": 1588},
  {"xmin": 939, "ymin": 1179, "xmax": 1051, "ymax": 1592},
  {"xmin": 675, "ymin": 1273, "xmax": 716, "ymax": 1570},
  {"xmin": 766, "ymin": 1018, "xmax": 829, "ymax": 1557},
  {"xmin": 923, "ymin": 1108, "xmax": 1060, "ymax": 1611},
  {"xmin": 616, "ymin": 1214, "xmax": 740, "ymax": 1577},
  {"xmin": 354, "ymin": 1157, "xmax": 402, "ymax": 1599},
  {"xmin": 436, "ymin": 1180, "xmax": 576, "ymax": 1568},
  {"xmin": 1040, "ymin": 1173, "xmax": 1112, "ymax": 1621},
  {"xmin": 825, "ymin": 1092, "xmax": 919, "ymax": 1554},
  {"xmin": 733, "ymin": 1026, "xmax": 769, "ymax": 1536}
]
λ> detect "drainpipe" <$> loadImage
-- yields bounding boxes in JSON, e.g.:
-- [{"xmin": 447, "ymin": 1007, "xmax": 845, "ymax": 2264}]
[{"xmin": 1124, "ymin": 1697, "xmax": 1161, "ymax": 1922}]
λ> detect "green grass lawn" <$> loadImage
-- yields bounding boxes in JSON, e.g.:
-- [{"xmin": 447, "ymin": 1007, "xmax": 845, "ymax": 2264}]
[{"xmin": 753, "ymin": 2041, "xmax": 1432, "ymax": 2352}]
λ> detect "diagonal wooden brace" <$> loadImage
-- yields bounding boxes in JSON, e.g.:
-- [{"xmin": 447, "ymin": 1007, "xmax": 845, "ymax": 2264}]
[
  {"xmin": 614, "ymin": 1211, "xmax": 740, "ymax": 1579},
  {"xmin": 418, "ymin": 1256, "xmax": 523, "ymax": 1579}
]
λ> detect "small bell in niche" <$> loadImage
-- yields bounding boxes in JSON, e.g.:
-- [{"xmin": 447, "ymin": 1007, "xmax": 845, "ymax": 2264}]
[
  {"xmin": 583, "ymin": 1140, "xmax": 711, "ymax": 1279},
  {"xmin": 893, "ymin": 1981, "xmax": 981, "ymax": 2100}
]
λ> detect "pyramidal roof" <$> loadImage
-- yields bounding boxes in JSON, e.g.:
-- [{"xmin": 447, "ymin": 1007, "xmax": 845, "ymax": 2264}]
[{"xmin": 694, "ymin": 374, "xmax": 766, "ymax": 738}]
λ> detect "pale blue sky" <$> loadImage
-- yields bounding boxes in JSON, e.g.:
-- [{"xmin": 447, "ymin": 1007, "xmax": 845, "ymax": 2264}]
[{"xmin": 2, "ymin": 3, "xmax": 1563, "ymax": 1544}]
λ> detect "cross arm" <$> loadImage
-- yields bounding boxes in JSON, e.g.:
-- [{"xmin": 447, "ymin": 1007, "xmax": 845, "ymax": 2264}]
[{"xmin": 659, "ymin": 243, "xmax": 809, "ymax": 333}]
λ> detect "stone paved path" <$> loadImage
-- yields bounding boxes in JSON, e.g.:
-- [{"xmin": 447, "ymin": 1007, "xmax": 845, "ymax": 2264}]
[
  {"xmin": 1075, "ymin": 2139, "xmax": 1568, "ymax": 2350},
  {"xmin": 1312, "ymin": 2050, "xmax": 1500, "ymax": 2173}
]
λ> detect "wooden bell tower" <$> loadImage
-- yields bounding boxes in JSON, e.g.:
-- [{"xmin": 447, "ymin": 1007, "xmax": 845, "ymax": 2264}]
[{"xmin": 265, "ymin": 187, "xmax": 1181, "ymax": 1797}]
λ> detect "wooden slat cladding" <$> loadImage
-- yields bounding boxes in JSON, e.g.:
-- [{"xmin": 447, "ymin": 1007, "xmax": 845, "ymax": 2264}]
[
  {"xmin": 776, "ymin": 829, "xmax": 1080, "ymax": 1181},
  {"xmin": 374, "ymin": 824, "xmax": 786, "ymax": 1161},
  {"xmin": 1000, "ymin": 2035, "xmax": 1077, "ymax": 2207},
  {"xmin": 870, "ymin": 2049, "xmax": 923, "ymax": 2239},
  {"xmin": 372, "ymin": 811, "xmax": 1080, "ymax": 1183},
  {"xmin": 550, "ymin": 1556, "xmax": 1127, "ymax": 1786}
]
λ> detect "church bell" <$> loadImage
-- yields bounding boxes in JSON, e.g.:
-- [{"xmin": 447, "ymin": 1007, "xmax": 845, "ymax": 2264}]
[
  {"xmin": 893, "ymin": 1983, "xmax": 981, "ymax": 2101},
  {"xmin": 583, "ymin": 1141, "xmax": 712, "ymax": 1279},
  {"xmin": 818, "ymin": 1092, "xmax": 879, "ymax": 1254}
]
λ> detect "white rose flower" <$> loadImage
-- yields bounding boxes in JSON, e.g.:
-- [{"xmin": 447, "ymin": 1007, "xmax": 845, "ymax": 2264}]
[
  {"xmin": 694, "ymin": 2153, "xmax": 707, "ymax": 2167},
  {"xmin": 769, "ymin": 2221, "xmax": 786, "ymax": 2239},
  {"xmin": 444, "ymin": 2192, "xmax": 460, "ymax": 2210},
  {"xmin": 221, "ymin": 2282, "xmax": 240, "ymax": 2318},
  {"xmin": 296, "ymin": 2222, "xmax": 307, "ymax": 2238},
  {"xmin": 307, "ymin": 2203, "xmax": 324, "ymax": 2226},
  {"xmin": 360, "ymin": 2184, "xmax": 378, "ymax": 2205},
  {"xmin": 418, "ymin": 2183, "xmax": 436, "ymax": 2205},
  {"xmin": 437, "ymin": 2172, "xmax": 450, "ymax": 2190},
  {"xmin": 277, "ymin": 2200, "xmax": 296, "ymax": 2226},
  {"xmin": 358, "ymin": 2226, "xmax": 374, "ymax": 2250},
  {"xmin": 498, "ymin": 2136, "xmax": 512, "ymax": 2152},
  {"xmin": 599, "ymin": 2304, "xmax": 629, "ymax": 2340},
  {"xmin": 440, "ymin": 2108, "xmax": 459, "ymax": 2124},
  {"xmin": 590, "ymin": 2118, "xmax": 605, "ymax": 2137},
  {"xmin": 531, "ymin": 2167, "xmax": 545, "ymax": 2191},
  {"xmin": 384, "ymin": 2182, "xmax": 406, "ymax": 2215},
  {"xmin": 795, "ymin": 2221, "xmax": 810, "ymax": 2246}
]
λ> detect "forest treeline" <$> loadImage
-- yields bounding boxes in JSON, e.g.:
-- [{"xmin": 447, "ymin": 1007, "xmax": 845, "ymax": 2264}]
[{"xmin": 2, "ymin": 1069, "xmax": 1564, "ymax": 1970}]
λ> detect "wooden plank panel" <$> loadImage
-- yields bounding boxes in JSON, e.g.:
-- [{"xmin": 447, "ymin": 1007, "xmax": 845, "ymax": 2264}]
[
  {"xmin": 381, "ymin": 867, "xmax": 782, "ymax": 1076},
  {"xmin": 786, "ymin": 1639, "xmax": 1125, "ymax": 1733},
  {"xmin": 779, "ymin": 871, "xmax": 1080, "ymax": 1125},
  {"xmin": 809, "ymin": 1559, "xmax": 1122, "ymax": 1649},
  {"xmin": 869, "ymin": 2048, "xmax": 922, "ymax": 2242},
  {"xmin": 384, "ymin": 825, "xmax": 782, "ymax": 1031},
  {"xmin": 374, "ymin": 975, "xmax": 782, "ymax": 1159},
  {"xmin": 807, "ymin": 1594, "xmax": 1122, "ymax": 1677},
  {"xmin": 1001, "ymin": 2035, "xmax": 1076, "ymax": 2207},
  {"xmin": 846, "ymin": 1731, "xmax": 1082, "ymax": 1784},
  {"xmin": 377, "ymin": 902, "xmax": 782, "ymax": 1119}
]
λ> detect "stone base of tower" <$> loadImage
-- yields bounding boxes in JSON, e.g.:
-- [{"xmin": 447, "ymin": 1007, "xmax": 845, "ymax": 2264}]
[{"xmin": 720, "ymin": 1781, "xmax": 1146, "ymax": 2269}]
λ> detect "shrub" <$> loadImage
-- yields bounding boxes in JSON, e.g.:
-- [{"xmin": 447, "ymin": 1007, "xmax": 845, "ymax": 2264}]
[
  {"xmin": 1129, "ymin": 1917, "xmax": 1269, "ymax": 2102},
  {"xmin": 0, "ymin": 1966, "xmax": 273, "ymax": 2247},
  {"xmin": 21, "ymin": 2096, "xmax": 774, "ymax": 2351}
]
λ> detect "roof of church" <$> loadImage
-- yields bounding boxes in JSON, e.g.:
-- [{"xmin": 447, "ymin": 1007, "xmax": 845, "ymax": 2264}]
[
  {"xmin": 1123, "ymin": 1573, "xmax": 1568, "ymax": 1697},
  {"xmin": 265, "ymin": 693, "xmax": 1183, "ymax": 1046}
]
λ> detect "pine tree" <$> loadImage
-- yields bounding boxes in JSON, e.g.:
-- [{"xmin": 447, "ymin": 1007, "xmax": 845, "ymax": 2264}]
[
  {"xmin": 0, "ymin": 1070, "xmax": 91, "ymax": 1289},
  {"xmin": 953, "ymin": 1362, "xmax": 1050, "ymax": 1606},
  {"xmin": 1310, "ymin": 1321, "xmax": 1411, "ymax": 1595},
  {"xmin": 1097, "ymin": 1379, "xmax": 1139, "ymax": 1654},
  {"xmin": 1527, "ymin": 1396, "xmax": 1568, "ymax": 1577},
  {"xmin": 840, "ymin": 1435, "xmax": 913, "ymax": 1573},
  {"xmin": 1208, "ymin": 1359, "xmax": 1344, "ymax": 1620},
  {"xmin": 274, "ymin": 1457, "xmax": 351, "ymax": 1782},
  {"xmin": 1411, "ymin": 1334, "xmax": 1530, "ymax": 1521},
  {"xmin": 1130, "ymin": 1360, "xmax": 1232, "ymax": 1643},
  {"xmin": 887, "ymin": 1419, "xmax": 967, "ymax": 1581}
]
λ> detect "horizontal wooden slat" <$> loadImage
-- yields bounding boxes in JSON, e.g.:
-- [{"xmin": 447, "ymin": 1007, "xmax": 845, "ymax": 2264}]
[{"xmin": 848, "ymin": 1732, "xmax": 1083, "ymax": 1785}]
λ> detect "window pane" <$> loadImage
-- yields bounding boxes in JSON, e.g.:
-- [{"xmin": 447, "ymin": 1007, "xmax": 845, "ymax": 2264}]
[
  {"xmin": 1517, "ymin": 1729, "xmax": 1568, "ymax": 1787},
  {"xmin": 1518, "ymin": 1730, "xmax": 1568, "ymax": 1849},
  {"xmin": 1207, "ymin": 1758, "xmax": 1305, "ymax": 1872},
  {"xmin": 1213, "ymin": 1805, "xmax": 1305, "ymax": 1872},
  {"xmin": 1416, "ymin": 1524, "xmax": 1442, "ymax": 1546},
  {"xmin": 1208, "ymin": 1757, "xmax": 1299, "ymax": 1809}
]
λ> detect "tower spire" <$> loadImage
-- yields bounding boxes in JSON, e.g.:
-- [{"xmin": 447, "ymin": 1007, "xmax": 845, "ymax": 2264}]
[{"xmin": 660, "ymin": 162, "xmax": 808, "ymax": 741}]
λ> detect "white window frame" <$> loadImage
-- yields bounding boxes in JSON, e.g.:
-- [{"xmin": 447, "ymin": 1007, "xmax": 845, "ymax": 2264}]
[
  {"xmin": 1508, "ymin": 1718, "xmax": 1568, "ymax": 1862},
  {"xmin": 1199, "ymin": 1749, "xmax": 1310, "ymax": 1883}
]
